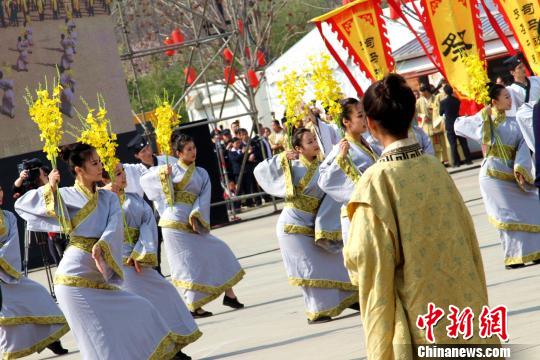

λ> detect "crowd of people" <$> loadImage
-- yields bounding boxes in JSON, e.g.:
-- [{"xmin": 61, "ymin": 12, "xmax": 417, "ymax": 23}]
[
  {"xmin": 0, "ymin": 51, "xmax": 539, "ymax": 359},
  {"xmin": 0, "ymin": 0, "xmax": 110, "ymax": 27}
]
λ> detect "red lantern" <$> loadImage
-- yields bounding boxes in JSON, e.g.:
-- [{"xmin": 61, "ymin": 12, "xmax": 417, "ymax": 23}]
[
  {"xmin": 171, "ymin": 28, "xmax": 184, "ymax": 44},
  {"xmin": 247, "ymin": 69, "xmax": 259, "ymax": 88},
  {"xmin": 237, "ymin": 19, "xmax": 244, "ymax": 34},
  {"xmin": 164, "ymin": 37, "xmax": 175, "ymax": 56},
  {"xmin": 223, "ymin": 48, "xmax": 234, "ymax": 63},
  {"xmin": 224, "ymin": 66, "xmax": 236, "ymax": 85},
  {"xmin": 256, "ymin": 50, "xmax": 266, "ymax": 67},
  {"xmin": 184, "ymin": 67, "xmax": 197, "ymax": 85},
  {"xmin": 245, "ymin": 47, "xmax": 251, "ymax": 59}
]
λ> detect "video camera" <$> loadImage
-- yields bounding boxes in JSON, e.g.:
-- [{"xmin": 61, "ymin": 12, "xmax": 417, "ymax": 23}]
[{"xmin": 17, "ymin": 158, "xmax": 43, "ymax": 186}]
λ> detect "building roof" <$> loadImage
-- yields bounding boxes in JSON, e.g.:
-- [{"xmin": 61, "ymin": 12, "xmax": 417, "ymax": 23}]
[{"xmin": 392, "ymin": 13, "xmax": 512, "ymax": 62}]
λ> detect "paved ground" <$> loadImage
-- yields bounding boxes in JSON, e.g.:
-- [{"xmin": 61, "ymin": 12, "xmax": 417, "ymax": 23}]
[{"xmin": 26, "ymin": 163, "xmax": 540, "ymax": 359}]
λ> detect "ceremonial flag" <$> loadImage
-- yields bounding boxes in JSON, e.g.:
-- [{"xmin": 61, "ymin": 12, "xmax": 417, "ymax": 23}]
[
  {"xmin": 420, "ymin": 0, "xmax": 487, "ymax": 105},
  {"xmin": 493, "ymin": 0, "xmax": 540, "ymax": 75},
  {"xmin": 311, "ymin": 0, "xmax": 394, "ymax": 95}
]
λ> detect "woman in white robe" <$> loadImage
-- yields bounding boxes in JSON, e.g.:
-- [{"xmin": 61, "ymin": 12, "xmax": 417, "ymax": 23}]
[
  {"xmin": 0, "ymin": 186, "xmax": 69, "ymax": 359},
  {"xmin": 455, "ymin": 84, "xmax": 540, "ymax": 268},
  {"xmin": 102, "ymin": 164, "xmax": 202, "ymax": 359},
  {"xmin": 16, "ymin": 143, "xmax": 187, "ymax": 359},
  {"xmin": 318, "ymin": 98, "xmax": 378, "ymax": 243},
  {"xmin": 254, "ymin": 128, "xmax": 358, "ymax": 324},
  {"xmin": 140, "ymin": 134, "xmax": 245, "ymax": 317}
]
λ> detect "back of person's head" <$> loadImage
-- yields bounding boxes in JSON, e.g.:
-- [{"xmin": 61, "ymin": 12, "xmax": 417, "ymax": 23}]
[
  {"xmin": 419, "ymin": 83, "xmax": 430, "ymax": 93},
  {"xmin": 173, "ymin": 133, "xmax": 194, "ymax": 153},
  {"xmin": 363, "ymin": 73, "xmax": 416, "ymax": 137},
  {"xmin": 339, "ymin": 97, "xmax": 360, "ymax": 128},
  {"xmin": 272, "ymin": 120, "xmax": 280, "ymax": 127},
  {"xmin": 443, "ymin": 84, "xmax": 453, "ymax": 96},
  {"xmin": 60, "ymin": 143, "xmax": 95, "ymax": 175}
]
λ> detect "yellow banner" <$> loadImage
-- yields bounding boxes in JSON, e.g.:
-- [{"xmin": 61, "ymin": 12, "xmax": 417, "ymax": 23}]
[
  {"xmin": 421, "ymin": 0, "xmax": 484, "ymax": 99},
  {"xmin": 494, "ymin": 0, "xmax": 540, "ymax": 75},
  {"xmin": 311, "ymin": 0, "xmax": 394, "ymax": 81}
]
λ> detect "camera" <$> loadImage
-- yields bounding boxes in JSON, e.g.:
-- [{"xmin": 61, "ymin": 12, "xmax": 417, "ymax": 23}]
[{"xmin": 17, "ymin": 158, "xmax": 43, "ymax": 187}]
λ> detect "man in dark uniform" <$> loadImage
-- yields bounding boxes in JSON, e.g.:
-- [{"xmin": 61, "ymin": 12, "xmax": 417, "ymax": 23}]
[{"xmin": 124, "ymin": 133, "xmax": 172, "ymax": 275}]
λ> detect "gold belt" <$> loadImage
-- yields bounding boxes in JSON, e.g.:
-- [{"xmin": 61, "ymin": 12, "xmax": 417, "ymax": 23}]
[
  {"xmin": 175, "ymin": 191, "xmax": 197, "ymax": 205},
  {"xmin": 124, "ymin": 227, "xmax": 140, "ymax": 245},
  {"xmin": 285, "ymin": 194, "xmax": 321, "ymax": 215},
  {"xmin": 69, "ymin": 236, "xmax": 98, "ymax": 253}
]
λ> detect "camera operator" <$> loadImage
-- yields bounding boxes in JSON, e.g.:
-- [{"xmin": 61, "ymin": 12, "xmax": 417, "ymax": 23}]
[{"xmin": 13, "ymin": 159, "xmax": 67, "ymax": 268}]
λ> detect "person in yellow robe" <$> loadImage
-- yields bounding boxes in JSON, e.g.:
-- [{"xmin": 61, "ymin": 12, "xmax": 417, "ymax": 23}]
[
  {"xmin": 416, "ymin": 84, "xmax": 448, "ymax": 164},
  {"xmin": 344, "ymin": 74, "xmax": 500, "ymax": 359}
]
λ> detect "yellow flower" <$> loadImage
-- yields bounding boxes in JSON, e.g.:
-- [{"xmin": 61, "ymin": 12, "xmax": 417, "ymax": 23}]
[
  {"xmin": 24, "ymin": 80, "xmax": 64, "ymax": 168},
  {"xmin": 457, "ymin": 54, "xmax": 490, "ymax": 105},
  {"xmin": 276, "ymin": 69, "xmax": 307, "ymax": 130},
  {"xmin": 309, "ymin": 54, "xmax": 343, "ymax": 130},
  {"xmin": 154, "ymin": 99, "xmax": 180, "ymax": 156},
  {"xmin": 77, "ymin": 95, "xmax": 119, "ymax": 178}
]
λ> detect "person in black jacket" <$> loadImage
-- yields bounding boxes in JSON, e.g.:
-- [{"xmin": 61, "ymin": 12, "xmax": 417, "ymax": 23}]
[{"xmin": 439, "ymin": 85, "xmax": 472, "ymax": 167}]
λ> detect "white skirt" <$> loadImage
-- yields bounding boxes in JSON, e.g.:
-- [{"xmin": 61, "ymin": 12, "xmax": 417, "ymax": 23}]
[
  {"xmin": 0, "ymin": 277, "xmax": 69, "ymax": 359},
  {"xmin": 161, "ymin": 228, "xmax": 245, "ymax": 311}
]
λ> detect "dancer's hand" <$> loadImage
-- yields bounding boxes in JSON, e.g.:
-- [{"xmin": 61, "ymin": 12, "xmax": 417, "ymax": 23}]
[
  {"xmin": 339, "ymin": 139, "xmax": 350, "ymax": 157},
  {"xmin": 48, "ymin": 169, "xmax": 61, "ymax": 192},
  {"xmin": 167, "ymin": 164, "xmax": 172, "ymax": 176},
  {"xmin": 101, "ymin": 183, "xmax": 119, "ymax": 193},
  {"xmin": 286, "ymin": 150, "xmax": 298, "ymax": 160},
  {"xmin": 127, "ymin": 257, "xmax": 141, "ymax": 273},
  {"xmin": 91, "ymin": 243, "xmax": 106, "ymax": 276},
  {"xmin": 485, "ymin": 105, "xmax": 492, "ymax": 117},
  {"xmin": 515, "ymin": 172, "xmax": 526, "ymax": 187}
]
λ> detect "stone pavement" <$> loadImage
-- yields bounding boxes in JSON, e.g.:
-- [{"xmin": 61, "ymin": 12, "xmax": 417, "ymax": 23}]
[{"xmin": 25, "ymin": 164, "xmax": 540, "ymax": 359}]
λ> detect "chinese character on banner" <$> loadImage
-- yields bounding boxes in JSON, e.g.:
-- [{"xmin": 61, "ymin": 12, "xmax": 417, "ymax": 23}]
[
  {"xmin": 416, "ymin": 303, "xmax": 445, "ymax": 343},
  {"xmin": 493, "ymin": 0, "xmax": 540, "ymax": 74},
  {"xmin": 441, "ymin": 30, "xmax": 474, "ymax": 62},
  {"xmin": 446, "ymin": 305, "xmax": 475, "ymax": 340},
  {"xmin": 419, "ymin": 0, "xmax": 486, "ymax": 104},
  {"xmin": 479, "ymin": 305, "xmax": 509, "ymax": 342}
]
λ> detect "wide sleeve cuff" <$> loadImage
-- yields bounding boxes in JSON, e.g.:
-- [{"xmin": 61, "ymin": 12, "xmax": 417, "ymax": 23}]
[
  {"xmin": 96, "ymin": 239, "xmax": 124, "ymax": 280},
  {"xmin": 514, "ymin": 164, "xmax": 534, "ymax": 191},
  {"xmin": 0, "ymin": 257, "xmax": 21, "ymax": 280},
  {"xmin": 189, "ymin": 210, "xmax": 210, "ymax": 233},
  {"xmin": 159, "ymin": 165, "xmax": 174, "ymax": 207},
  {"xmin": 336, "ymin": 154, "xmax": 360, "ymax": 183},
  {"xmin": 43, "ymin": 184, "xmax": 57, "ymax": 217},
  {"xmin": 279, "ymin": 152, "xmax": 295, "ymax": 198},
  {"xmin": 129, "ymin": 250, "xmax": 158, "ymax": 267}
]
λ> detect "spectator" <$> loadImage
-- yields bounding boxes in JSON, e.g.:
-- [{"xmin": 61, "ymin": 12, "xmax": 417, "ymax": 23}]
[
  {"xmin": 253, "ymin": 125, "xmax": 272, "ymax": 160},
  {"xmin": 228, "ymin": 137, "xmax": 243, "ymax": 183},
  {"xmin": 237, "ymin": 128, "xmax": 262, "ymax": 206},
  {"xmin": 268, "ymin": 120, "xmax": 286, "ymax": 154},
  {"xmin": 439, "ymin": 85, "xmax": 472, "ymax": 167},
  {"xmin": 230, "ymin": 120, "xmax": 240, "ymax": 137},
  {"xmin": 12, "ymin": 160, "xmax": 67, "ymax": 266}
]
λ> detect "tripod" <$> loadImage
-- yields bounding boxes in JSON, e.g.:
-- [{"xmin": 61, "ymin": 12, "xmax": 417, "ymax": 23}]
[{"xmin": 22, "ymin": 224, "xmax": 56, "ymax": 301}]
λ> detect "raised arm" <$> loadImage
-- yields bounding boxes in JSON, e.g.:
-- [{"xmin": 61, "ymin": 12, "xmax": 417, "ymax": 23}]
[
  {"xmin": 318, "ymin": 146, "xmax": 356, "ymax": 203},
  {"xmin": 253, "ymin": 152, "xmax": 289, "ymax": 198}
]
